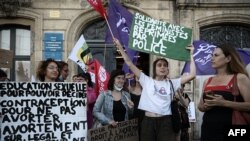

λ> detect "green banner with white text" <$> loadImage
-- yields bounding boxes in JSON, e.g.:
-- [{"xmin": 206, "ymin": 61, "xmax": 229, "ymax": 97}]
[{"xmin": 129, "ymin": 13, "xmax": 193, "ymax": 61}]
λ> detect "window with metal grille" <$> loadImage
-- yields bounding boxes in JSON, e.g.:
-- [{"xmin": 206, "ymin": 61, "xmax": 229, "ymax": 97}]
[{"xmin": 200, "ymin": 24, "xmax": 250, "ymax": 49}]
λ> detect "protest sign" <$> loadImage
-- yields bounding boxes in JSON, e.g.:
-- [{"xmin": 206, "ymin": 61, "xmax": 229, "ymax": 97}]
[
  {"xmin": 129, "ymin": 12, "xmax": 193, "ymax": 61},
  {"xmin": 0, "ymin": 82, "xmax": 87, "ymax": 141},
  {"xmin": 182, "ymin": 40, "xmax": 250, "ymax": 75},
  {"xmin": 88, "ymin": 119, "xmax": 138, "ymax": 141},
  {"xmin": 188, "ymin": 101, "xmax": 196, "ymax": 122}
]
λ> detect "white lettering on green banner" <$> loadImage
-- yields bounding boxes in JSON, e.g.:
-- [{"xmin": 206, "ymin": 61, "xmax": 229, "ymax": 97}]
[{"xmin": 129, "ymin": 13, "xmax": 193, "ymax": 61}]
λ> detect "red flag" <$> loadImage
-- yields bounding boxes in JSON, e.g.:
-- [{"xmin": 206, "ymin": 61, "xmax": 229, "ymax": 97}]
[
  {"xmin": 88, "ymin": 59, "xmax": 110, "ymax": 96},
  {"xmin": 87, "ymin": 0, "xmax": 107, "ymax": 18}
]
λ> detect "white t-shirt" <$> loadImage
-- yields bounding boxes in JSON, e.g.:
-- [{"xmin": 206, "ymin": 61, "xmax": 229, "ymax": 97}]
[{"xmin": 138, "ymin": 73, "xmax": 181, "ymax": 115}]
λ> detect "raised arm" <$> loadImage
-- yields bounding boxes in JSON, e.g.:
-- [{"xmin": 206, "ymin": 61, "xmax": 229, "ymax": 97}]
[
  {"xmin": 113, "ymin": 38, "xmax": 141, "ymax": 78},
  {"xmin": 181, "ymin": 45, "xmax": 196, "ymax": 84}
]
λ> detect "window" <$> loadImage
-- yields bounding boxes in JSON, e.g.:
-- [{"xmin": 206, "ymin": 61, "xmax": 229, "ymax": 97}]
[
  {"xmin": 0, "ymin": 24, "xmax": 31, "ymax": 81},
  {"xmin": 200, "ymin": 23, "xmax": 250, "ymax": 79},
  {"xmin": 200, "ymin": 24, "xmax": 250, "ymax": 49}
]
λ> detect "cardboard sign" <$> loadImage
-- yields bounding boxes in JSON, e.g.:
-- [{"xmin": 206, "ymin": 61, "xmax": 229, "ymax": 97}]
[
  {"xmin": 129, "ymin": 13, "xmax": 193, "ymax": 61},
  {"xmin": 88, "ymin": 119, "xmax": 138, "ymax": 141},
  {"xmin": 0, "ymin": 82, "xmax": 87, "ymax": 141},
  {"xmin": 0, "ymin": 49, "xmax": 13, "ymax": 68}
]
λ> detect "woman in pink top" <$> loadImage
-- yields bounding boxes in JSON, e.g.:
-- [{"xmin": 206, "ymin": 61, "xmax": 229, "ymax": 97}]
[{"xmin": 77, "ymin": 72, "xmax": 97, "ymax": 129}]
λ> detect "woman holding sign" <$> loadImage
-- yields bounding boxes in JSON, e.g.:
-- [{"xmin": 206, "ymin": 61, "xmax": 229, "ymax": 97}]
[
  {"xmin": 198, "ymin": 44, "xmax": 250, "ymax": 141},
  {"xmin": 113, "ymin": 38, "xmax": 196, "ymax": 141}
]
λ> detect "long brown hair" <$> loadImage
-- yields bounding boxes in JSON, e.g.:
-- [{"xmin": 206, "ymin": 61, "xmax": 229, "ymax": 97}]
[{"xmin": 217, "ymin": 44, "xmax": 248, "ymax": 76}]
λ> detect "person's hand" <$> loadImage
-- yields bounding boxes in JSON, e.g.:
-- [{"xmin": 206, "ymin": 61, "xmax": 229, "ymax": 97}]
[
  {"xmin": 125, "ymin": 73, "xmax": 134, "ymax": 79},
  {"xmin": 109, "ymin": 120, "xmax": 118, "ymax": 127},
  {"xmin": 204, "ymin": 94, "xmax": 225, "ymax": 107},
  {"xmin": 175, "ymin": 88, "xmax": 182, "ymax": 100},
  {"xmin": 174, "ymin": 93, "xmax": 180, "ymax": 100},
  {"xmin": 113, "ymin": 38, "xmax": 123, "ymax": 50},
  {"xmin": 186, "ymin": 44, "xmax": 194, "ymax": 54},
  {"xmin": 124, "ymin": 94, "xmax": 134, "ymax": 108},
  {"xmin": 203, "ymin": 104, "xmax": 212, "ymax": 111},
  {"xmin": 127, "ymin": 99, "xmax": 134, "ymax": 109}
]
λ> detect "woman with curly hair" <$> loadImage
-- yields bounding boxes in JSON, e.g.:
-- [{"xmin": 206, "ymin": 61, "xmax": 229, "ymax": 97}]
[{"xmin": 36, "ymin": 58, "xmax": 60, "ymax": 82}]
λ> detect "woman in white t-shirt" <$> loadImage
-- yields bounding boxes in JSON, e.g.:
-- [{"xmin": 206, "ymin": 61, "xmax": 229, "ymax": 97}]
[{"xmin": 113, "ymin": 38, "xmax": 196, "ymax": 141}]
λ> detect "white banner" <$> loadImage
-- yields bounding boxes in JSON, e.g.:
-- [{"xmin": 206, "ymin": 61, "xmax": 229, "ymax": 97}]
[{"xmin": 0, "ymin": 82, "xmax": 87, "ymax": 141}]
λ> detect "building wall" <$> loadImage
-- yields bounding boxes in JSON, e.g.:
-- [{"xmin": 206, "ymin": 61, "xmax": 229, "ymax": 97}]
[
  {"xmin": 1, "ymin": 0, "xmax": 250, "ymax": 140},
  {"xmin": 177, "ymin": 1, "xmax": 250, "ymax": 139}
]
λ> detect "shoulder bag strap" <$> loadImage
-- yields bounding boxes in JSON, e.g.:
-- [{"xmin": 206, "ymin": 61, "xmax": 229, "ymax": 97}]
[{"xmin": 169, "ymin": 80, "xmax": 175, "ymax": 101}]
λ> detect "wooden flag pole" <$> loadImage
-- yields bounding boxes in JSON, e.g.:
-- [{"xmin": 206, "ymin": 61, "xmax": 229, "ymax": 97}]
[
  {"xmin": 103, "ymin": 13, "xmax": 122, "ymax": 55},
  {"xmin": 104, "ymin": 13, "xmax": 115, "ymax": 39}
]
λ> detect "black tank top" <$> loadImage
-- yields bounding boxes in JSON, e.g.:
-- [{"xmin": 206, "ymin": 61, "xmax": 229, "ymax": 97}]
[{"xmin": 113, "ymin": 100, "xmax": 126, "ymax": 122}]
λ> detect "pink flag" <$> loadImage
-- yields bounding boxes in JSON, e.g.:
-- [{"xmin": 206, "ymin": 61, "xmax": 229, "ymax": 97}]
[{"xmin": 87, "ymin": 0, "xmax": 107, "ymax": 18}]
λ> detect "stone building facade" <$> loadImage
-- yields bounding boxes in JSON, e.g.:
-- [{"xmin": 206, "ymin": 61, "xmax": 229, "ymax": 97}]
[{"xmin": 0, "ymin": 0, "xmax": 250, "ymax": 140}]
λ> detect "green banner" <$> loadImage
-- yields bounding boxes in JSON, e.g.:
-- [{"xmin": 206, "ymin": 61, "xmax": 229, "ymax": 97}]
[{"xmin": 129, "ymin": 13, "xmax": 193, "ymax": 61}]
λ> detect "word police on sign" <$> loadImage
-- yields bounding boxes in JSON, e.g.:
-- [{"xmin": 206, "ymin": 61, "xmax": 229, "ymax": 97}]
[{"xmin": 129, "ymin": 12, "xmax": 192, "ymax": 61}]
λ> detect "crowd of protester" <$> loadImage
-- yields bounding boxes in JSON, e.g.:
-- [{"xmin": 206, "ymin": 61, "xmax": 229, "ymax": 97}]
[{"xmin": 1, "ymin": 40, "xmax": 249, "ymax": 141}]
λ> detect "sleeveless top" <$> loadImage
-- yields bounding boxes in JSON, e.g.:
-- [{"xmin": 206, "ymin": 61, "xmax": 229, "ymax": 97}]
[
  {"xmin": 113, "ymin": 100, "xmax": 126, "ymax": 122},
  {"xmin": 204, "ymin": 75, "xmax": 243, "ymax": 102},
  {"xmin": 203, "ymin": 75, "xmax": 234, "ymax": 125},
  {"xmin": 201, "ymin": 75, "xmax": 244, "ymax": 141},
  {"xmin": 130, "ymin": 93, "xmax": 144, "ymax": 120}
]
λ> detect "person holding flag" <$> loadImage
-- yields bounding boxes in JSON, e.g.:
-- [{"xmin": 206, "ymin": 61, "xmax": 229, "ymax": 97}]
[
  {"xmin": 113, "ymin": 38, "xmax": 196, "ymax": 141},
  {"xmin": 88, "ymin": 0, "xmax": 139, "ymax": 73}
]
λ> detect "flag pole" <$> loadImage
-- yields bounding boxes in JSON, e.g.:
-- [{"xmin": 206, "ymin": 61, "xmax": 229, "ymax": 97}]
[
  {"xmin": 104, "ymin": 13, "xmax": 121, "ymax": 55},
  {"xmin": 104, "ymin": 13, "xmax": 115, "ymax": 39}
]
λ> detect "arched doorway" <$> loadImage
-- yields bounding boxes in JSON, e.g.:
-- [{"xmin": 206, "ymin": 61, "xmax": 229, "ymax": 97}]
[{"xmin": 80, "ymin": 19, "xmax": 150, "ymax": 74}]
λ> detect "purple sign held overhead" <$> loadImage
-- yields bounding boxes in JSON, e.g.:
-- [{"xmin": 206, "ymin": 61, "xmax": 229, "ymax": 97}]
[{"xmin": 182, "ymin": 40, "xmax": 250, "ymax": 75}]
